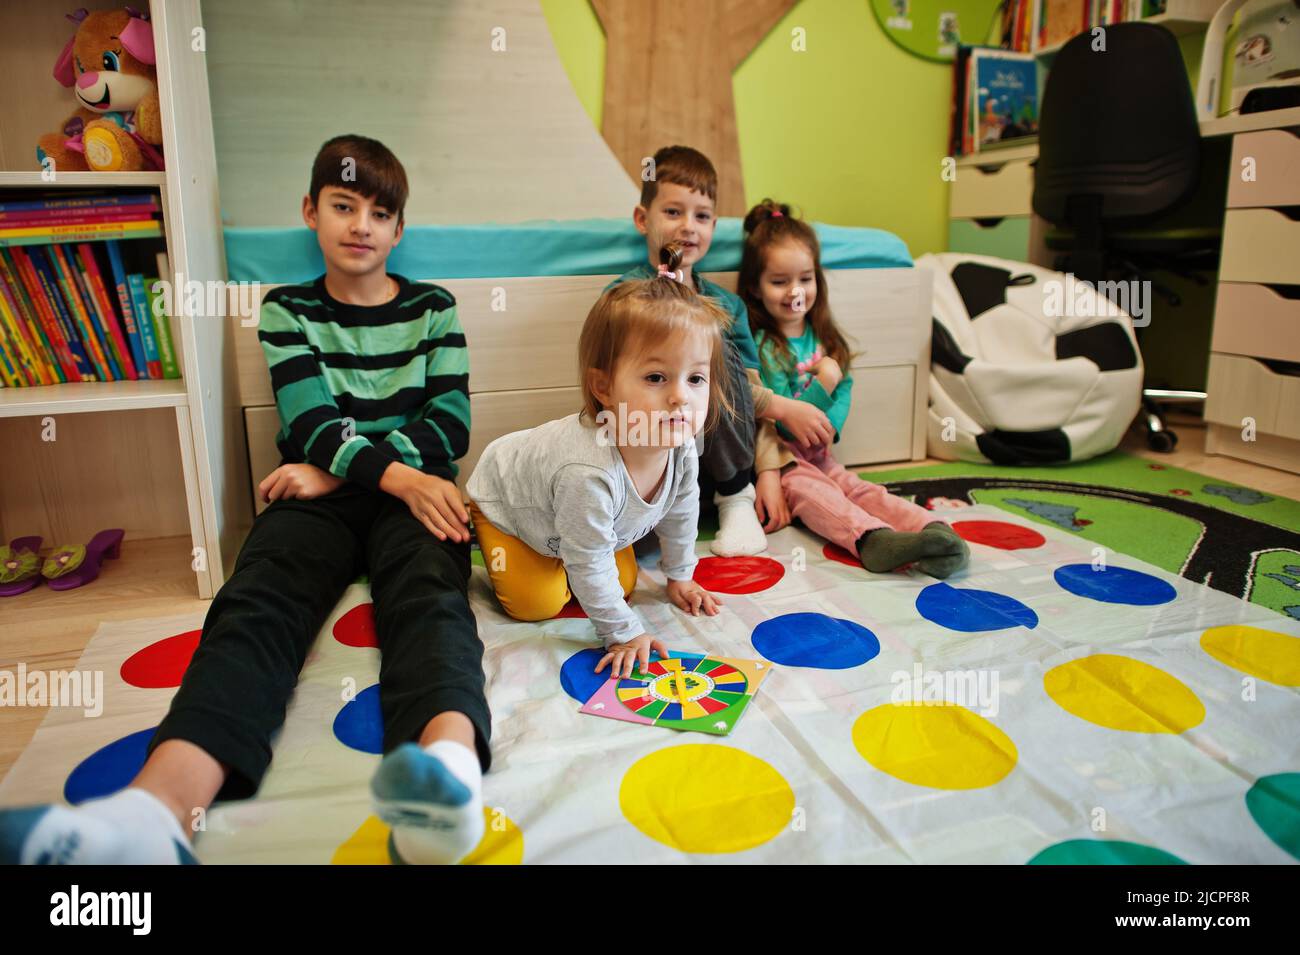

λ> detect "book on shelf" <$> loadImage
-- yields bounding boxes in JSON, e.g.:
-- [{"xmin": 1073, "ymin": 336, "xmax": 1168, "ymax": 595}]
[
  {"xmin": 0, "ymin": 211, "xmax": 180, "ymax": 387},
  {"xmin": 148, "ymin": 249, "xmax": 181, "ymax": 379},
  {"xmin": 950, "ymin": 46, "xmax": 1040, "ymax": 155}
]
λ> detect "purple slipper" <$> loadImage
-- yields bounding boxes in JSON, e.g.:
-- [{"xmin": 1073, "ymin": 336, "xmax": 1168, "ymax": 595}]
[
  {"xmin": 0, "ymin": 537, "xmax": 43, "ymax": 598},
  {"xmin": 43, "ymin": 529, "xmax": 125, "ymax": 591}
]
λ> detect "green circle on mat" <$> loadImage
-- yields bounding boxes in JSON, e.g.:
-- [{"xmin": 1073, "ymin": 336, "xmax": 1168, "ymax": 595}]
[
  {"xmin": 1245, "ymin": 773, "xmax": 1300, "ymax": 861},
  {"xmin": 1028, "ymin": 839, "xmax": 1188, "ymax": 865}
]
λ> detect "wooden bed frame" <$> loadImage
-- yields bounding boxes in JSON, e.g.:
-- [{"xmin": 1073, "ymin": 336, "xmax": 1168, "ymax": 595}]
[{"xmin": 231, "ymin": 268, "xmax": 932, "ymax": 515}]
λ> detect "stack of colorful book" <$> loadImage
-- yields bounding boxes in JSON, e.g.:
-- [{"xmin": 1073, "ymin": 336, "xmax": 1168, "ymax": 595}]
[
  {"xmin": 995, "ymin": 0, "xmax": 1155, "ymax": 55},
  {"xmin": 0, "ymin": 193, "xmax": 179, "ymax": 386}
]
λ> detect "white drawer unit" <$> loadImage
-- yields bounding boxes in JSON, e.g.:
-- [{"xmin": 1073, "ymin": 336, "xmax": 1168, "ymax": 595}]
[
  {"xmin": 1211, "ymin": 283, "xmax": 1300, "ymax": 364},
  {"xmin": 1219, "ymin": 209, "xmax": 1300, "ymax": 285},
  {"xmin": 949, "ymin": 157, "xmax": 1035, "ymax": 219},
  {"xmin": 1228, "ymin": 130, "xmax": 1300, "ymax": 208}
]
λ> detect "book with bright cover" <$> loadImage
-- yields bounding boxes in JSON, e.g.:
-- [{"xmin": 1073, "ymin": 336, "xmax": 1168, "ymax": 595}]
[
  {"xmin": 49, "ymin": 244, "xmax": 114, "ymax": 380},
  {"xmin": 78, "ymin": 243, "xmax": 137, "ymax": 380},
  {"xmin": 22, "ymin": 248, "xmax": 95, "ymax": 382},
  {"xmin": 0, "ymin": 210, "xmax": 158, "ymax": 228},
  {"xmin": 0, "ymin": 323, "xmax": 20, "ymax": 385},
  {"xmin": 69, "ymin": 244, "xmax": 126, "ymax": 380},
  {"xmin": 0, "ymin": 220, "xmax": 161, "ymax": 248},
  {"xmin": 2, "ymin": 248, "xmax": 79, "ymax": 382},
  {"xmin": 0, "ymin": 278, "xmax": 45, "ymax": 385},
  {"xmin": 0, "ymin": 310, "xmax": 27, "ymax": 385},
  {"xmin": 970, "ymin": 48, "xmax": 1039, "ymax": 152},
  {"xmin": 0, "ymin": 253, "xmax": 64, "ymax": 383},
  {"xmin": 145, "ymin": 263, "xmax": 179, "ymax": 382},
  {"xmin": 105, "ymin": 241, "xmax": 150, "ymax": 378},
  {"xmin": 144, "ymin": 274, "xmax": 180, "ymax": 379},
  {"xmin": 0, "ymin": 194, "xmax": 158, "ymax": 214},
  {"xmin": 126, "ymin": 273, "xmax": 162, "ymax": 378},
  {"xmin": 0, "ymin": 196, "xmax": 158, "ymax": 223}
]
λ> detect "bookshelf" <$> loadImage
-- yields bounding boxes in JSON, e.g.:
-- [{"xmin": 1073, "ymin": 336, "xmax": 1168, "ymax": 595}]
[
  {"xmin": 0, "ymin": 0, "xmax": 246, "ymax": 601},
  {"xmin": 1034, "ymin": 0, "xmax": 1222, "ymax": 58}
]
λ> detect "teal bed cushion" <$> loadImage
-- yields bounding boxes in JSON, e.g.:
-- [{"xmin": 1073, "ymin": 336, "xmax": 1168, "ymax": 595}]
[{"xmin": 223, "ymin": 217, "xmax": 913, "ymax": 284}]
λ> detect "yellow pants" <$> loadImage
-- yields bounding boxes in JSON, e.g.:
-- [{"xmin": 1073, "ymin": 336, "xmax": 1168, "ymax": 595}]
[{"xmin": 468, "ymin": 500, "xmax": 638, "ymax": 622}]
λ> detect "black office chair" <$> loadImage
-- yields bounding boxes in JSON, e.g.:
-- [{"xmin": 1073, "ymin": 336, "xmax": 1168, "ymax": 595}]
[{"xmin": 1033, "ymin": 22, "xmax": 1222, "ymax": 451}]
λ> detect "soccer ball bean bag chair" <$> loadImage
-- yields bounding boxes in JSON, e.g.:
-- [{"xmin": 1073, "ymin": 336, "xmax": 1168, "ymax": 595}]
[{"xmin": 916, "ymin": 253, "xmax": 1143, "ymax": 465}]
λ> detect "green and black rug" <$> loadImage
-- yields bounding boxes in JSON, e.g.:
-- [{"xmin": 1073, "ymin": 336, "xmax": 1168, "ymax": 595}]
[{"xmin": 867, "ymin": 451, "xmax": 1300, "ymax": 621}]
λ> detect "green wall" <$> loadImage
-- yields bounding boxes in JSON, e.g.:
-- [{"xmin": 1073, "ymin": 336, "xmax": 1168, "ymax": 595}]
[
  {"xmin": 540, "ymin": 1, "xmax": 1206, "ymax": 261},
  {"xmin": 541, "ymin": 0, "xmax": 955, "ymax": 258}
]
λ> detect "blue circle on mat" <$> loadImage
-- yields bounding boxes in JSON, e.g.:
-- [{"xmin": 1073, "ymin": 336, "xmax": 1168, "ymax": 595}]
[
  {"xmin": 752, "ymin": 612, "xmax": 880, "ymax": 669},
  {"xmin": 560, "ymin": 647, "xmax": 702, "ymax": 701},
  {"xmin": 1054, "ymin": 563, "xmax": 1176, "ymax": 606},
  {"xmin": 333, "ymin": 683, "xmax": 384, "ymax": 754},
  {"xmin": 64, "ymin": 727, "xmax": 157, "ymax": 805},
  {"xmin": 560, "ymin": 648, "xmax": 608, "ymax": 702},
  {"xmin": 916, "ymin": 582, "xmax": 1039, "ymax": 632}
]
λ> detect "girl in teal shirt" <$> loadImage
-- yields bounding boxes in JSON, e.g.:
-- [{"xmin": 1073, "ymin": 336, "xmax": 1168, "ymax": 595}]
[{"xmin": 739, "ymin": 201, "xmax": 969, "ymax": 577}]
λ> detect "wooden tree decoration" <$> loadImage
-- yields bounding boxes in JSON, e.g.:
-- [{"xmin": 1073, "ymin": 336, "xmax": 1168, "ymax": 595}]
[{"xmin": 590, "ymin": 0, "xmax": 799, "ymax": 217}]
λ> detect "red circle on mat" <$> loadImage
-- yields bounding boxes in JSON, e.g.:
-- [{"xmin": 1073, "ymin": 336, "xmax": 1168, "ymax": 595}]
[
  {"xmin": 823, "ymin": 543, "xmax": 860, "ymax": 568},
  {"xmin": 952, "ymin": 520, "xmax": 1046, "ymax": 550},
  {"xmin": 693, "ymin": 556, "xmax": 784, "ymax": 594},
  {"xmin": 333, "ymin": 603, "xmax": 378, "ymax": 648},
  {"xmin": 120, "ymin": 630, "xmax": 201, "ymax": 688},
  {"xmin": 556, "ymin": 598, "xmax": 587, "ymax": 618}
]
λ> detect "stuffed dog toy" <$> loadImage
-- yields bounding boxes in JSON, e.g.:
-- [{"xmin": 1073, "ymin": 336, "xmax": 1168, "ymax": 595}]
[{"xmin": 35, "ymin": 7, "xmax": 164, "ymax": 172}]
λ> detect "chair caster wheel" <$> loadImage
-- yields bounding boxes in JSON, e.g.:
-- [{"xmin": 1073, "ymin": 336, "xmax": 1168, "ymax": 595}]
[{"xmin": 1147, "ymin": 429, "xmax": 1178, "ymax": 453}]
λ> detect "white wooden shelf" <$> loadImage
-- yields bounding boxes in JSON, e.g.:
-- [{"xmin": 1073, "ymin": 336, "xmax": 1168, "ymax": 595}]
[
  {"xmin": 957, "ymin": 142, "xmax": 1039, "ymax": 166},
  {"xmin": 0, "ymin": 379, "xmax": 187, "ymax": 417},
  {"xmin": 0, "ymin": 1, "xmax": 239, "ymax": 601},
  {"xmin": 1200, "ymin": 106, "xmax": 1300, "ymax": 138},
  {"xmin": 0, "ymin": 171, "xmax": 167, "ymax": 189}
]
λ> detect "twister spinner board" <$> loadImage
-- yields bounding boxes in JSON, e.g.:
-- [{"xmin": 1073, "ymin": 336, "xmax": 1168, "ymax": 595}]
[{"xmin": 580, "ymin": 652, "xmax": 770, "ymax": 735}]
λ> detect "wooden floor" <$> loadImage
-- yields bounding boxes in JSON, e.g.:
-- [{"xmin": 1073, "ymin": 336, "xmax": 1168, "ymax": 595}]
[{"xmin": 2, "ymin": 412, "xmax": 1297, "ymax": 782}]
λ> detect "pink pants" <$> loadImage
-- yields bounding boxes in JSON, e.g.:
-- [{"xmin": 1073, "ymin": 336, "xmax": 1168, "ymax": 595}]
[{"xmin": 781, "ymin": 442, "xmax": 938, "ymax": 553}]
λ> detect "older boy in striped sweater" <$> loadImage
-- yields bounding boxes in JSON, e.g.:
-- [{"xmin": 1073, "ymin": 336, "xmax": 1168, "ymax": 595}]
[{"xmin": 1, "ymin": 136, "xmax": 490, "ymax": 866}]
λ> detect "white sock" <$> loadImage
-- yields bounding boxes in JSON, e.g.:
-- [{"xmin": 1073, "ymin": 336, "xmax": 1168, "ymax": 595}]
[
  {"xmin": 710, "ymin": 484, "xmax": 768, "ymax": 556},
  {"xmin": 372, "ymin": 740, "xmax": 485, "ymax": 865},
  {"xmin": 1, "ymin": 788, "xmax": 194, "ymax": 865}
]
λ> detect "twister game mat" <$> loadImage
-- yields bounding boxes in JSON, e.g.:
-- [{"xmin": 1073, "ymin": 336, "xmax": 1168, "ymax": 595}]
[{"xmin": 2, "ymin": 503, "xmax": 1298, "ymax": 864}]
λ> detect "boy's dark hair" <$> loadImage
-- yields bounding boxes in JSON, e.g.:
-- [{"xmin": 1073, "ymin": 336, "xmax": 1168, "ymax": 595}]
[
  {"xmin": 640, "ymin": 145, "xmax": 717, "ymax": 208},
  {"xmin": 308, "ymin": 134, "xmax": 409, "ymax": 222}
]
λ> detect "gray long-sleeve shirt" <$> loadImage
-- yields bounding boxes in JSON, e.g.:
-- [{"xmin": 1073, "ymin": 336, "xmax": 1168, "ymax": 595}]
[{"xmin": 466, "ymin": 413, "xmax": 700, "ymax": 647}]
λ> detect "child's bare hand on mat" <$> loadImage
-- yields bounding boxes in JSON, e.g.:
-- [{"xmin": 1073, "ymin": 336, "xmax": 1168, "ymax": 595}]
[
  {"xmin": 667, "ymin": 578, "xmax": 722, "ymax": 617},
  {"xmin": 754, "ymin": 468, "xmax": 790, "ymax": 532},
  {"xmin": 780, "ymin": 398, "xmax": 835, "ymax": 449},
  {"xmin": 259, "ymin": 463, "xmax": 344, "ymax": 503},
  {"xmin": 381, "ymin": 463, "xmax": 471, "ymax": 542},
  {"xmin": 596, "ymin": 634, "xmax": 668, "ymax": 679},
  {"xmin": 814, "ymin": 356, "xmax": 844, "ymax": 392}
]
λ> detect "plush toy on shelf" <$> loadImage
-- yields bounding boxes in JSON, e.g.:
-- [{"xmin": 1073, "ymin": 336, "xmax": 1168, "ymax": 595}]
[{"xmin": 35, "ymin": 7, "xmax": 165, "ymax": 173}]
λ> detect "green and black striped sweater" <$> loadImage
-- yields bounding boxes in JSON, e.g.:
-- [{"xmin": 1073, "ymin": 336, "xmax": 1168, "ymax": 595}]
[{"xmin": 258, "ymin": 273, "xmax": 470, "ymax": 491}]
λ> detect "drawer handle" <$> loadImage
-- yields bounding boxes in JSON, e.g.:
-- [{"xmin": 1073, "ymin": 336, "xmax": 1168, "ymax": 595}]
[{"xmin": 1260, "ymin": 357, "xmax": 1300, "ymax": 378}]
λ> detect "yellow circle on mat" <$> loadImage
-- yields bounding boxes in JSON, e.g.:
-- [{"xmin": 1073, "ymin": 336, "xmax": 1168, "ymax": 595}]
[
  {"xmin": 852, "ymin": 702, "xmax": 1017, "ymax": 789},
  {"xmin": 1201, "ymin": 625, "xmax": 1300, "ymax": 686},
  {"xmin": 330, "ymin": 809, "xmax": 524, "ymax": 865},
  {"xmin": 620, "ymin": 744, "xmax": 794, "ymax": 853},
  {"xmin": 1044, "ymin": 654, "xmax": 1204, "ymax": 733}
]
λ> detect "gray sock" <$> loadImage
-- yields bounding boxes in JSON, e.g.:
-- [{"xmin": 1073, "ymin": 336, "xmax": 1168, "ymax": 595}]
[
  {"xmin": 914, "ymin": 522, "xmax": 970, "ymax": 578},
  {"xmin": 855, "ymin": 527, "xmax": 949, "ymax": 573}
]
